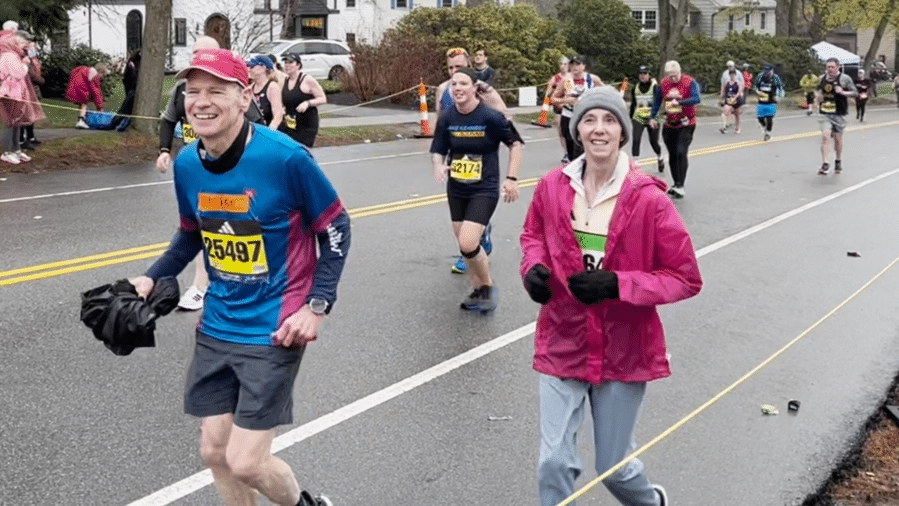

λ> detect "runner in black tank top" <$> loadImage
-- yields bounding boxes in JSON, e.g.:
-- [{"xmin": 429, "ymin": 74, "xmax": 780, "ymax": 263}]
[
  {"xmin": 252, "ymin": 81, "xmax": 274, "ymax": 125},
  {"xmin": 279, "ymin": 53, "xmax": 325, "ymax": 148}
]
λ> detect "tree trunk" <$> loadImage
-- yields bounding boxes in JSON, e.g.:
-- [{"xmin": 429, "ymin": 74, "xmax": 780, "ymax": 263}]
[
  {"xmin": 775, "ymin": 0, "xmax": 790, "ymax": 37},
  {"xmin": 862, "ymin": 0, "xmax": 896, "ymax": 71},
  {"xmin": 280, "ymin": 0, "xmax": 295, "ymax": 38},
  {"xmin": 133, "ymin": 0, "xmax": 171, "ymax": 135},
  {"xmin": 658, "ymin": 0, "xmax": 688, "ymax": 69},
  {"xmin": 658, "ymin": 0, "xmax": 670, "ymax": 70},
  {"xmin": 788, "ymin": 0, "xmax": 803, "ymax": 36}
]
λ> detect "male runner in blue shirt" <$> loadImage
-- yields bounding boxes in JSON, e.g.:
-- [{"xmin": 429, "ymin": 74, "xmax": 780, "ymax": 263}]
[{"xmin": 129, "ymin": 49, "xmax": 349, "ymax": 506}]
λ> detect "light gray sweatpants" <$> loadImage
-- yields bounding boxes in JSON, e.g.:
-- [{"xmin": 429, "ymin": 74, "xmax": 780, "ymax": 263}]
[{"xmin": 537, "ymin": 375, "xmax": 660, "ymax": 506}]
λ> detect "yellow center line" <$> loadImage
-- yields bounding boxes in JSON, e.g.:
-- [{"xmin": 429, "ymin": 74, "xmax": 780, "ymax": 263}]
[
  {"xmin": 0, "ymin": 250, "xmax": 169, "ymax": 287},
  {"xmin": 0, "ymin": 242, "xmax": 170, "ymax": 279},
  {"xmin": 4, "ymin": 119, "xmax": 897, "ymax": 288}
]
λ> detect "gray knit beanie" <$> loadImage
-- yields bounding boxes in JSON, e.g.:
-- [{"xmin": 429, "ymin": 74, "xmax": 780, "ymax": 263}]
[{"xmin": 569, "ymin": 86, "xmax": 632, "ymax": 148}]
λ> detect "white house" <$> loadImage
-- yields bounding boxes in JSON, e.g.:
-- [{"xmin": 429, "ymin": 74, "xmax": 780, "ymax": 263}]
[
  {"xmin": 66, "ymin": 0, "xmax": 508, "ymax": 70},
  {"xmin": 625, "ymin": 0, "xmax": 776, "ymax": 39}
]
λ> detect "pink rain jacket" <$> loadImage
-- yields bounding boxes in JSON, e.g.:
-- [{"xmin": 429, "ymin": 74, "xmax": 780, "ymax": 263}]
[
  {"xmin": 520, "ymin": 161, "xmax": 703, "ymax": 384},
  {"xmin": 66, "ymin": 66, "xmax": 104, "ymax": 110}
]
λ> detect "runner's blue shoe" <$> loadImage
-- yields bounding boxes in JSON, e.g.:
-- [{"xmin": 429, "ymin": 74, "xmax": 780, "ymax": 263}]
[
  {"xmin": 451, "ymin": 256, "xmax": 467, "ymax": 274},
  {"xmin": 480, "ymin": 223, "xmax": 493, "ymax": 255}
]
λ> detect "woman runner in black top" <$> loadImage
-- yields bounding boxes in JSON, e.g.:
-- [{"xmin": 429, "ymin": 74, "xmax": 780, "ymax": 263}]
[
  {"xmin": 280, "ymin": 53, "xmax": 327, "ymax": 147},
  {"xmin": 247, "ymin": 56, "xmax": 284, "ymax": 129},
  {"xmin": 430, "ymin": 67, "xmax": 523, "ymax": 313}
]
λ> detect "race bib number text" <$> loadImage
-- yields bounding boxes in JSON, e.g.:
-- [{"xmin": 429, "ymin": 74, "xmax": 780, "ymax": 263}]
[
  {"xmin": 450, "ymin": 155, "xmax": 483, "ymax": 182},
  {"xmin": 200, "ymin": 218, "xmax": 269, "ymax": 281}
]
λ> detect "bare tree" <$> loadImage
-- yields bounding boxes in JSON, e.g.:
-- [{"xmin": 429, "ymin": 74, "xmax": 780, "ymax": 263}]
[
  {"xmin": 200, "ymin": 0, "xmax": 273, "ymax": 55},
  {"xmin": 775, "ymin": 0, "xmax": 805, "ymax": 36},
  {"xmin": 658, "ymin": 0, "xmax": 689, "ymax": 68},
  {"xmin": 133, "ymin": 0, "xmax": 171, "ymax": 134}
]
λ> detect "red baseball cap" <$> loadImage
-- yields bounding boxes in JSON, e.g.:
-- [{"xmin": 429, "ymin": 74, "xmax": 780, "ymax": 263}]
[{"xmin": 175, "ymin": 49, "xmax": 249, "ymax": 87}]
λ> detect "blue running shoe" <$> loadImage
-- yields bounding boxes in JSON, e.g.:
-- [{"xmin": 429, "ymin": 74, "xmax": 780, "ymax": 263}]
[
  {"xmin": 451, "ymin": 255, "xmax": 467, "ymax": 274},
  {"xmin": 480, "ymin": 223, "xmax": 493, "ymax": 256}
]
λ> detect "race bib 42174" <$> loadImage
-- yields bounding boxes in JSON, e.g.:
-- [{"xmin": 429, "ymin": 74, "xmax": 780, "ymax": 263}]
[{"xmin": 450, "ymin": 155, "xmax": 483, "ymax": 182}]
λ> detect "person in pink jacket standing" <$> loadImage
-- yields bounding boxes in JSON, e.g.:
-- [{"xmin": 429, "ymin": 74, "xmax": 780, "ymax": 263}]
[
  {"xmin": 520, "ymin": 86, "xmax": 702, "ymax": 506},
  {"xmin": 0, "ymin": 31, "xmax": 45, "ymax": 164},
  {"xmin": 65, "ymin": 62, "xmax": 109, "ymax": 129}
]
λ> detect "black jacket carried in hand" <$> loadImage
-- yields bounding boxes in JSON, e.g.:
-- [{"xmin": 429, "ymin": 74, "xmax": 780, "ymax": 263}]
[{"xmin": 80, "ymin": 277, "xmax": 179, "ymax": 356}]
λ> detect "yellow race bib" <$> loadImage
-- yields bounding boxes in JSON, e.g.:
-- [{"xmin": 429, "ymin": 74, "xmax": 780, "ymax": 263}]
[
  {"xmin": 450, "ymin": 155, "xmax": 483, "ymax": 182},
  {"xmin": 664, "ymin": 100, "xmax": 681, "ymax": 115},
  {"xmin": 635, "ymin": 106, "xmax": 651, "ymax": 119},
  {"xmin": 756, "ymin": 91, "xmax": 769, "ymax": 102},
  {"xmin": 820, "ymin": 101, "xmax": 836, "ymax": 114},
  {"xmin": 182, "ymin": 123, "xmax": 197, "ymax": 144},
  {"xmin": 200, "ymin": 218, "xmax": 269, "ymax": 281},
  {"xmin": 284, "ymin": 115, "xmax": 297, "ymax": 130}
]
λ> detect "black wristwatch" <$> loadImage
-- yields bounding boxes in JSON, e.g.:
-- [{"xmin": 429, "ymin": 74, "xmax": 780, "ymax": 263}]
[{"xmin": 307, "ymin": 298, "xmax": 330, "ymax": 315}]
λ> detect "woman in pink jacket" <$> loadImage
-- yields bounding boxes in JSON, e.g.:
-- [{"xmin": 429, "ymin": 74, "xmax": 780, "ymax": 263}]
[
  {"xmin": 0, "ymin": 31, "xmax": 45, "ymax": 165},
  {"xmin": 65, "ymin": 62, "xmax": 109, "ymax": 129},
  {"xmin": 520, "ymin": 86, "xmax": 702, "ymax": 506}
]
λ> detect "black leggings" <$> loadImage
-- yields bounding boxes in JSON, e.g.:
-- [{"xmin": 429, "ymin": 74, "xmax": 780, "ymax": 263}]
[
  {"xmin": 856, "ymin": 98, "xmax": 867, "ymax": 120},
  {"xmin": 662, "ymin": 125, "xmax": 695, "ymax": 187},
  {"xmin": 631, "ymin": 120, "xmax": 661, "ymax": 157},
  {"xmin": 559, "ymin": 115, "xmax": 583, "ymax": 161},
  {"xmin": 757, "ymin": 116, "xmax": 773, "ymax": 132}
]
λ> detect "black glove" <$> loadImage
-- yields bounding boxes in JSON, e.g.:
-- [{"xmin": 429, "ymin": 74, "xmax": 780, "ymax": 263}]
[
  {"xmin": 524, "ymin": 264, "xmax": 553, "ymax": 304},
  {"xmin": 568, "ymin": 270, "xmax": 619, "ymax": 305}
]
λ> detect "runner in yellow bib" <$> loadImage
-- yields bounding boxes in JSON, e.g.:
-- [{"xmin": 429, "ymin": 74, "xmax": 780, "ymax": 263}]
[{"xmin": 430, "ymin": 67, "xmax": 523, "ymax": 312}]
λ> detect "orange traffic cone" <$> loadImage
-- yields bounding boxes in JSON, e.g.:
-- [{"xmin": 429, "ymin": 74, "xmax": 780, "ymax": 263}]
[
  {"xmin": 619, "ymin": 77, "xmax": 629, "ymax": 98},
  {"xmin": 532, "ymin": 84, "xmax": 553, "ymax": 128},
  {"xmin": 413, "ymin": 79, "xmax": 433, "ymax": 138}
]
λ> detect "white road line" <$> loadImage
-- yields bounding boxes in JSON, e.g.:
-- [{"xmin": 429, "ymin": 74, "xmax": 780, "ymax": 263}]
[
  {"xmin": 0, "ymin": 181, "xmax": 173, "ymax": 204},
  {"xmin": 127, "ymin": 166, "xmax": 899, "ymax": 506}
]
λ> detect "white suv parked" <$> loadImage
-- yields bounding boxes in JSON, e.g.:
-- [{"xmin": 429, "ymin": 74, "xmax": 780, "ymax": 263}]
[{"xmin": 249, "ymin": 39, "xmax": 354, "ymax": 80}]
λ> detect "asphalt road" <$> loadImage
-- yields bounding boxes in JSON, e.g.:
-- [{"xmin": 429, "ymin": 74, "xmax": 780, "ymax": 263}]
[{"xmin": 2, "ymin": 107, "xmax": 899, "ymax": 506}]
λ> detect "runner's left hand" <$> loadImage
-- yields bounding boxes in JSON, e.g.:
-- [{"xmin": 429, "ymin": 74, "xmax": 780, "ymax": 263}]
[
  {"xmin": 273, "ymin": 305, "xmax": 324, "ymax": 348},
  {"xmin": 501, "ymin": 179, "xmax": 519, "ymax": 203}
]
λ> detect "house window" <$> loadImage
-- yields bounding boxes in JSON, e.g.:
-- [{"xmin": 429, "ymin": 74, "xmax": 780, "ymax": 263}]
[
  {"xmin": 630, "ymin": 10, "xmax": 657, "ymax": 31},
  {"xmin": 728, "ymin": 15, "xmax": 734, "ymax": 31},
  {"xmin": 392, "ymin": 0, "xmax": 407, "ymax": 7},
  {"xmin": 744, "ymin": 13, "xmax": 751, "ymax": 26},
  {"xmin": 174, "ymin": 18, "xmax": 187, "ymax": 46},
  {"xmin": 643, "ymin": 11, "xmax": 656, "ymax": 30},
  {"xmin": 346, "ymin": 0, "xmax": 355, "ymax": 7},
  {"xmin": 440, "ymin": 0, "xmax": 452, "ymax": 7},
  {"xmin": 760, "ymin": 12, "xmax": 766, "ymax": 29},
  {"xmin": 689, "ymin": 11, "xmax": 699, "ymax": 27},
  {"xmin": 346, "ymin": 33, "xmax": 356, "ymax": 45}
]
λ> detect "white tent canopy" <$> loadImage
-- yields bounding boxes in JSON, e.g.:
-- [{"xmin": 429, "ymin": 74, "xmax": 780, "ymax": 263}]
[{"xmin": 811, "ymin": 41, "xmax": 862, "ymax": 65}]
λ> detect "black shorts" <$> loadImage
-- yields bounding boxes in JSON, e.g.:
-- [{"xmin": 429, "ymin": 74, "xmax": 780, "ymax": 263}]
[
  {"xmin": 447, "ymin": 194, "xmax": 498, "ymax": 225},
  {"xmin": 184, "ymin": 331, "xmax": 305, "ymax": 430}
]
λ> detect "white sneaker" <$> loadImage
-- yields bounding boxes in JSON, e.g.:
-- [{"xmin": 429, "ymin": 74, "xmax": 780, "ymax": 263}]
[
  {"xmin": 177, "ymin": 285, "xmax": 206, "ymax": 311},
  {"xmin": 75, "ymin": 118, "xmax": 89, "ymax": 129},
  {"xmin": 14, "ymin": 151, "xmax": 31, "ymax": 162},
  {"xmin": 1, "ymin": 152, "xmax": 20, "ymax": 165}
]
